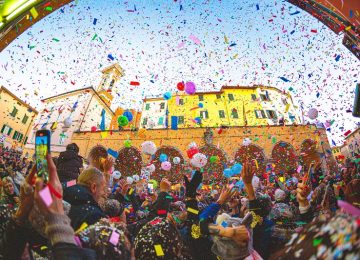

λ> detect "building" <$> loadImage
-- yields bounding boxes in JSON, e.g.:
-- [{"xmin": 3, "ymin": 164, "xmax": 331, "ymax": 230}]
[
  {"xmin": 340, "ymin": 128, "xmax": 360, "ymax": 160},
  {"xmin": 140, "ymin": 98, "xmax": 168, "ymax": 129},
  {"xmin": 331, "ymin": 145, "xmax": 345, "ymax": 163},
  {"xmin": 140, "ymin": 85, "xmax": 301, "ymax": 129},
  {"xmin": 0, "ymin": 86, "xmax": 38, "ymax": 149},
  {"xmin": 24, "ymin": 63, "xmax": 124, "ymax": 155},
  {"xmin": 109, "ymin": 107, "xmax": 142, "ymax": 131}
]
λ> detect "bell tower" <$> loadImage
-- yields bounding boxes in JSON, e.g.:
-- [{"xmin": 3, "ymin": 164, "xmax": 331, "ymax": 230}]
[{"xmin": 96, "ymin": 63, "xmax": 124, "ymax": 106}]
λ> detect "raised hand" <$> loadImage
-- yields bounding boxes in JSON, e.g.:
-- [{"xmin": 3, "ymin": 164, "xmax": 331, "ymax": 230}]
[
  {"xmin": 184, "ymin": 171, "xmax": 203, "ymax": 199},
  {"xmin": 241, "ymin": 161, "xmax": 255, "ymax": 185},
  {"xmin": 102, "ymin": 157, "xmax": 114, "ymax": 174},
  {"xmin": 217, "ymin": 185, "xmax": 237, "ymax": 205},
  {"xmin": 296, "ymin": 182, "xmax": 310, "ymax": 207}
]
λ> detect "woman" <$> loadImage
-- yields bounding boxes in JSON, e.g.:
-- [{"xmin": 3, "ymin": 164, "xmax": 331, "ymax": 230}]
[{"xmin": 0, "ymin": 176, "xmax": 19, "ymax": 207}]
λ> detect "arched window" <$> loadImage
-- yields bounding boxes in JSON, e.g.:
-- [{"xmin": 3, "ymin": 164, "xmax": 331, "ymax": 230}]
[
  {"xmin": 271, "ymin": 141, "xmax": 297, "ymax": 175},
  {"xmin": 235, "ymin": 144, "xmax": 266, "ymax": 173},
  {"xmin": 199, "ymin": 145, "xmax": 227, "ymax": 183},
  {"xmin": 114, "ymin": 147, "xmax": 143, "ymax": 177}
]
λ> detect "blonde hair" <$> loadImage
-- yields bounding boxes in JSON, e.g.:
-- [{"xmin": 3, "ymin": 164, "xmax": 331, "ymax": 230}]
[{"xmin": 78, "ymin": 167, "xmax": 104, "ymax": 187}]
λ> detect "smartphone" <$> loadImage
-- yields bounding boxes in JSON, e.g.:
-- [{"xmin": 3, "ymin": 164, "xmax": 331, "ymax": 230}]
[
  {"xmin": 148, "ymin": 183, "xmax": 154, "ymax": 194},
  {"xmin": 35, "ymin": 130, "xmax": 51, "ymax": 182}
]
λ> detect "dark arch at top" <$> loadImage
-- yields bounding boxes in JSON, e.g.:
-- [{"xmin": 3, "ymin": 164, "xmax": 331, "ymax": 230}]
[
  {"xmin": 234, "ymin": 144, "xmax": 266, "ymax": 174},
  {"xmin": 199, "ymin": 144, "xmax": 228, "ymax": 183},
  {"xmin": 0, "ymin": 1, "xmax": 358, "ymax": 58},
  {"xmin": 271, "ymin": 141, "xmax": 298, "ymax": 175}
]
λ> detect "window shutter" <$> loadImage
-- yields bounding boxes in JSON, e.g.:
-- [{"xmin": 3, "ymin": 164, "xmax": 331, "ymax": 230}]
[
  {"xmin": 1, "ymin": 125, "xmax": 5, "ymax": 133},
  {"xmin": 255, "ymin": 111, "xmax": 259, "ymax": 118}
]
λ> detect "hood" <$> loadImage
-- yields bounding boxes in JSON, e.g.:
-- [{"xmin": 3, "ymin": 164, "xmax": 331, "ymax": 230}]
[{"xmin": 63, "ymin": 184, "xmax": 97, "ymax": 206}]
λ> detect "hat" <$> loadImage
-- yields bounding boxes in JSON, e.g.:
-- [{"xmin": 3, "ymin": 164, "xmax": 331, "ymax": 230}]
[
  {"xmin": 78, "ymin": 219, "xmax": 131, "ymax": 260},
  {"xmin": 134, "ymin": 217, "xmax": 190, "ymax": 259}
]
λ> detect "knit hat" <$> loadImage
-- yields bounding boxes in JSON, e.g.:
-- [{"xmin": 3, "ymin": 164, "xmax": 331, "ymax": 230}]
[
  {"xmin": 78, "ymin": 219, "xmax": 131, "ymax": 260},
  {"xmin": 274, "ymin": 189, "xmax": 286, "ymax": 202},
  {"xmin": 134, "ymin": 217, "xmax": 190, "ymax": 259}
]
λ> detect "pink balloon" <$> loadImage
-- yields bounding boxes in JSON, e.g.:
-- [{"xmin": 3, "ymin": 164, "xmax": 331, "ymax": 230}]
[
  {"xmin": 161, "ymin": 161, "xmax": 172, "ymax": 171},
  {"xmin": 185, "ymin": 81, "xmax": 196, "ymax": 95}
]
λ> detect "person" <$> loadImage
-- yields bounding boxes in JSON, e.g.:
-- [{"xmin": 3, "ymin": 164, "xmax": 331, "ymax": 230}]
[
  {"xmin": 56, "ymin": 143, "xmax": 83, "ymax": 183},
  {"xmin": 63, "ymin": 167, "xmax": 107, "ymax": 230},
  {"xmin": 0, "ymin": 176, "xmax": 19, "ymax": 207}
]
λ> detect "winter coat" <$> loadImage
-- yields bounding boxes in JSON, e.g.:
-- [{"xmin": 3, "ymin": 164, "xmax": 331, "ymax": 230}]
[
  {"xmin": 56, "ymin": 150, "xmax": 83, "ymax": 183},
  {"xmin": 63, "ymin": 185, "xmax": 106, "ymax": 230}
]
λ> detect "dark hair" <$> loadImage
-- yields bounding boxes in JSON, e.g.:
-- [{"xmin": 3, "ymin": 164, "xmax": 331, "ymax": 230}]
[{"xmin": 66, "ymin": 143, "xmax": 79, "ymax": 153}]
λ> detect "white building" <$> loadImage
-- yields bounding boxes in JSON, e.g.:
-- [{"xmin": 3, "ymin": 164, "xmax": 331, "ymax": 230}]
[
  {"xmin": 139, "ymin": 98, "xmax": 168, "ymax": 129},
  {"xmin": 24, "ymin": 64, "xmax": 124, "ymax": 155}
]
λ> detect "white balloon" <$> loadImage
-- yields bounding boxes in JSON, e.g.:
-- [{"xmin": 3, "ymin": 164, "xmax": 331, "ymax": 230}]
[
  {"xmin": 132, "ymin": 174, "xmax": 140, "ymax": 182},
  {"xmin": 141, "ymin": 141, "xmax": 157, "ymax": 155},
  {"xmin": 64, "ymin": 117, "xmax": 72, "ymax": 128},
  {"xmin": 112, "ymin": 170, "xmax": 121, "ymax": 180},
  {"xmin": 146, "ymin": 164, "xmax": 156, "ymax": 173},
  {"xmin": 173, "ymin": 157, "xmax": 181, "ymax": 164},
  {"xmin": 190, "ymin": 153, "xmax": 207, "ymax": 168},
  {"xmin": 126, "ymin": 177, "xmax": 134, "ymax": 185},
  {"xmin": 307, "ymin": 108, "xmax": 318, "ymax": 120},
  {"xmin": 188, "ymin": 142, "xmax": 198, "ymax": 149},
  {"xmin": 252, "ymin": 176, "xmax": 260, "ymax": 190},
  {"xmin": 243, "ymin": 138, "xmax": 251, "ymax": 146}
]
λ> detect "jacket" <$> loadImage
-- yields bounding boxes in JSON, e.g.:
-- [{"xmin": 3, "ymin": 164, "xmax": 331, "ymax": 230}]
[
  {"xmin": 63, "ymin": 185, "xmax": 106, "ymax": 230},
  {"xmin": 56, "ymin": 150, "xmax": 83, "ymax": 183}
]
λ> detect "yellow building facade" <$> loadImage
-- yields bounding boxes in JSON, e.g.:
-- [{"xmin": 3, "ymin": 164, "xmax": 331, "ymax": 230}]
[
  {"xmin": 0, "ymin": 86, "xmax": 38, "ymax": 149},
  {"xmin": 144, "ymin": 85, "xmax": 301, "ymax": 130}
]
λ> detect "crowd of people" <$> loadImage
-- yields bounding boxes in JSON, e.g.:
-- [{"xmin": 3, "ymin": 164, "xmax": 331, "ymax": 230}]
[{"xmin": 0, "ymin": 143, "xmax": 359, "ymax": 260}]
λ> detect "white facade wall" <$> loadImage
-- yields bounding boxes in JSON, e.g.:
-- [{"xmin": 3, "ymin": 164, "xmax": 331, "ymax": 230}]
[
  {"xmin": 257, "ymin": 88, "xmax": 301, "ymax": 125},
  {"xmin": 139, "ymin": 99, "xmax": 168, "ymax": 129}
]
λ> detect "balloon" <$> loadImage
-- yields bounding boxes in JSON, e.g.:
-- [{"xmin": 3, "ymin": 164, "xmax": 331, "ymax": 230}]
[
  {"xmin": 123, "ymin": 111, "xmax": 133, "ymax": 122},
  {"xmin": 126, "ymin": 177, "xmax": 134, "ymax": 185},
  {"xmin": 118, "ymin": 116, "xmax": 129, "ymax": 127},
  {"xmin": 163, "ymin": 92, "xmax": 172, "ymax": 100},
  {"xmin": 173, "ymin": 157, "xmax": 181, "ymax": 164},
  {"xmin": 112, "ymin": 170, "xmax": 121, "ymax": 179},
  {"xmin": 223, "ymin": 168, "xmax": 233, "ymax": 178},
  {"xmin": 141, "ymin": 141, "xmax": 157, "ymax": 155},
  {"xmin": 161, "ymin": 161, "xmax": 172, "ymax": 171},
  {"xmin": 149, "ymin": 179, "xmax": 158, "ymax": 189},
  {"xmin": 132, "ymin": 174, "xmax": 140, "ymax": 182},
  {"xmin": 188, "ymin": 142, "xmax": 197, "ymax": 149},
  {"xmin": 177, "ymin": 82, "xmax": 185, "ymax": 91},
  {"xmin": 243, "ymin": 138, "xmax": 251, "ymax": 146},
  {"xmin": 146, "ymin": 164, "xmax": 156, "ymax": 173},
  {"xmin": 210, "ymin": 156, "xmax": 218, "ymax": 163},
  {"xmin": 91, "ymin": 126, "xmax": 97, "ymax": 132},
  {"xmin": 252, "ymin": 176, "xmax": 260, "ymax": 189},
  {"xmin": 185, "ymin": 81, "xmax": 196, "ymax": 94},
  {"xmin": 64, "ymin": 117, "xmax": 72, "ymax": 128},
  {"xmin": 234, "ymin": 180, "xmax": 245, "ymax": 190},
  {"xmin": 232, "ymin": 163, "xmax": 243, "ymax": 174},
  {"xmin": 190, "ymin": 153, "xmax": 207, "ymax": 168},
  {"xmin": 187, "ymin": 147, "xmax": 199, "ymax": 159},
  {"xmin": 198, "ymin": 103, "xmax": 203, "ymax": 108},
  {"xmin": 159, "ymin": 153, "xmax": 168, "ymax": 162},
  {"xmin": 124, "ymin": 140, "xmax": 132, "ymax": 148},
  {"xmin": 308, "ymin": 108, "xmax": 318, "ymax": 119}
]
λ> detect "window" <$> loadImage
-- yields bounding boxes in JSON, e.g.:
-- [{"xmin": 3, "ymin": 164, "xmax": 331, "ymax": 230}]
[
  {"xmin": 251, "ymin": 94, "xmax": 257, "ymax": 101},
  {"xmin": 179, "ymin": 99, "xmax": 184, "ymax": 105},
  {"xmin": 13, "ymin": 131, "xmax": 20, "ymax": 140},
  {"xmin": 142, "ymin": 118, "xmax": 148, "ymax": 125},
  {"xmin": 22, "ymin": 114, "xmax": 29, "ymax": 124},
  {"xmin": 219, "ymin": 110, "xmax": 225, "ymax": 118},
  {"xmin": 178, "ymin": 116, "xmax": 184, "ymax": 124},
  {"xmin": 216, "ymin": 94, "xmax": 222, "ymax": 99},
  {"xmin": 266, "ymin": 110, "xmax": 277, "ymax": 119},
  {"xmin": 200, "ymin": 111, "xmax": 209, "ymax": 119},
  {"xmin": 158, "ymin": 117, "xmax": 164, "ymax": 125},
  {"xmin": 282, "ymin": 98, "xmax": 288, "ymax": 105},
  {"xmin": 1, "ymin": 125, "xmax": 6, "ymax": 134},
  {"xmin": 232, "ymin": 109, "xmax": 239, "ymax": 119},
  {"xmin": 1, "ymin": 125, "xmax": 12, "ymax": 135},
  {"xmin": 160, "ymin": 103, "xmax": 165, "ymax": 109},
  {"xmin": 145, "ymin": 104, "xmax": 150, "ymax": 110},
  {"xmin": 255, "ymin": 110, "xmax": 266, "ymax": 119},
  {"xmin": 228, "ymin": 94, "xmax": 234, "ymax": 101},
  {"xmin": 199, "ymin": 95, "xmax": 204, "ymax": 101},
  {"xmin": 260, "ymin": 94, "xmax": 270, "ymax": 101},
  {"xmin": 24, "ymin": 137, "xmax": 28, "ymax": 144},
  {"xmin": 10, "ymin": 107, "xmax": 18, "ymax": 117}
]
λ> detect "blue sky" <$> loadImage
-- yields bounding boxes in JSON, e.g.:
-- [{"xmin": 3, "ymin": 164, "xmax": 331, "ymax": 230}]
[{"xmin": 0, "ymin": 0, "xmax": 359, "ymax": 145}]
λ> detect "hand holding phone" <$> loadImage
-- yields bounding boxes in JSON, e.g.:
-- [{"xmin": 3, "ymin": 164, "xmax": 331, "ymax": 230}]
[{"xmin": 35, "ymin": 130, "xmax": 51, "ymax": 183}]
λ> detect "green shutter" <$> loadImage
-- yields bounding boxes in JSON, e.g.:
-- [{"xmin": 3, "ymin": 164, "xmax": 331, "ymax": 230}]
[
  {"xmin": 8, "ymin": 127, "xmax": 12, "ymax": 135},
  {"xmin": 255, "ymin": 111, "xmax": 259, "ymax": 118},
  {"xmin": 24, "ymin": 137, "xmax": 28, "ymax": 144},
  {"xmin": 1, "ymin": 125, "xmax": 5, "ymax": 133}
]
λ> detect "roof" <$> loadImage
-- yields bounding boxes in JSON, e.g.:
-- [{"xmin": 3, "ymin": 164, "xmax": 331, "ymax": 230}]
[
  {"xmin": 344, "ymin": 127, "xmax": 360, "ymax": 140},
  {"xmin": 101, "ymin": 63, "xmax": 125, "ymax": 77},
  {"xmin": 41, "ymin": 87, "xmax": 114, "ymax": 115},
  {"xmin": 143, "ymin": 85, "xmax": 289, "ymax": 101},
  {"xmin": 0, "ymin": 86, "xmax": 38, "ymax": 114}
]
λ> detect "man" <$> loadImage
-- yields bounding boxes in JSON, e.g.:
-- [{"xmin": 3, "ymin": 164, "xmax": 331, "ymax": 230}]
[
  {"xmin": 56, "ymin": 143, "xmax": 83, "ymax": 183},
  {"xmin": 63, "ymin": 167, "xmax": 107, "ymax": 230}
]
